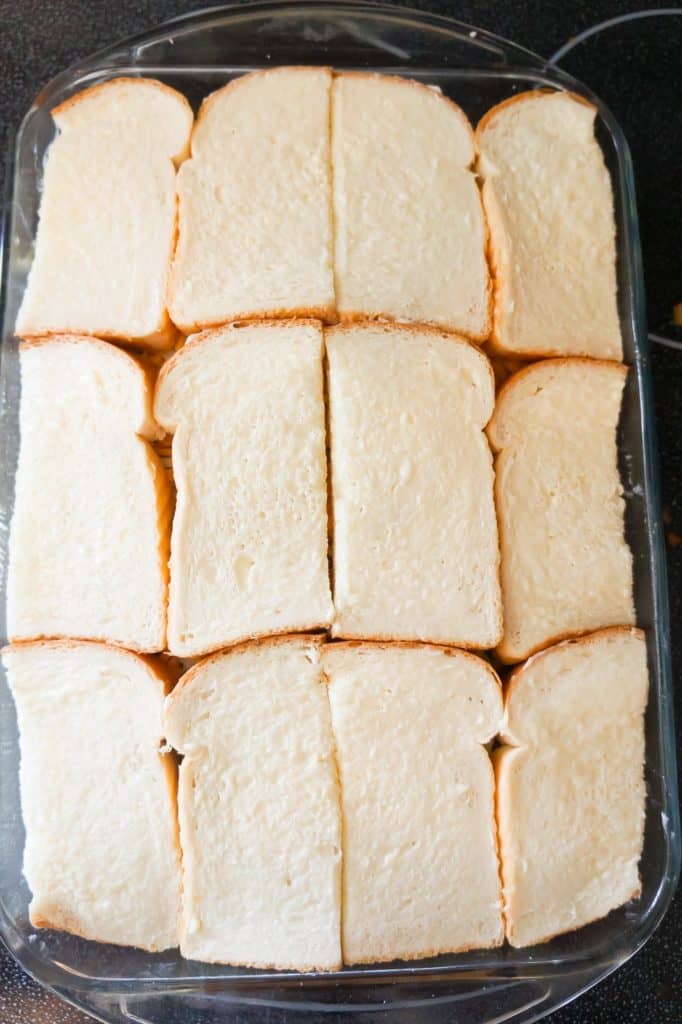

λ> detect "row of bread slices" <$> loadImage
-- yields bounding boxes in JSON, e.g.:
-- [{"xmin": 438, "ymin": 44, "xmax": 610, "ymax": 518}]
[
  {"xmin": 3, "ymin": 626, "xmax": 647, "ymax": 967},
  {"xmin": 7, "ymin": 321, "xmax": 635, "ymax": 664},
  {"xmin": 17, "ymin": 70, "xmax": 622, "ymax": 362}
]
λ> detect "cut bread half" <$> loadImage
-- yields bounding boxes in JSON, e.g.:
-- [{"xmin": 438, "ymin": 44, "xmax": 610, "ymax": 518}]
[
  {"xmin": 16, "ymin": 77, "xmax": 192, "ymax": 349},
  {"xmin": 3, "ymin": 640, "xmax": 180, "ymax": 951},
  {"xmin": 324, "ymin": 642, "xmax": 503, "ymax": 964},
  {"xmin": 168, "ymin": 68, "xmax": 335, "ymax": 332},
  {"xmin": 476, "ymin": 90, "xmax": 621, "ymax": 359},
  {"xmin": 495, "ymin": 627, "xmax": 648, "ymax": 948},
  {"xmin": 154, "ymin": 320, "xmax": 333, "ymax": 658},
  {"xmin": 327, "ymin": 322, "xmax": 501, "ymax": 647},
  {"xmin": 332, "ymin": 73, "xmax": 490, "ymax": 338},
  {"xmin": 488, "ymin": 358, "xmax": 634, "ymax": 663},
  {"xmin": 164, "ymin": 636, "xmax": 342, "ymax": 970},
  {"xmin": 8, "ymin": 336, "xmax": 169, "ymax": 652}
]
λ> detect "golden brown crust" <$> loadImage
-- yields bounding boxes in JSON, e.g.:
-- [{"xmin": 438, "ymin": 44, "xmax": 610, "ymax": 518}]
[
  {"xmin": 474, "ymin": 88, "xmax": 597, "ymax": 143},
  {"xmin": 166, "ymin": 633, "xmax": 326, "ymax": 713},
  {"xmin": 155, "ymin": 317, "xmax": 325, "ymax": 427},
  {"xmin": 324, "ymin": 639, "xmax": 503, "ymax": 694},
  {"xmin": 333, "ymin": 70, "xmax": 476, "ymax": 160},
  {"xmin": 168, "ymin": 304, "xmax": 336, "ymax": 337},
  {"xmin": 197, "ymin": 66, "xmax": 333, "ymax": 132},
  {"xmin": 18, "ymin": 333, "xmax": 163, "ymax": 438},
  {"xmin": 336, "ymin": 308, "xmax": 490, "ymax": 344},
  {"xmin": 476, "ymin": 91, "xmax": 610, "ymax": 362},
  {"xmin": 487, "ymin": 356, "xmax": 629, "ymax": 454},
  {"xmin": 29, "ymin": 907, "xmax": 175, "ymax": 953},
  {"xmin": 52, "ymin": 75, "xmax": 193, "ymax": 128},
  {"xmin": 326, "ymin": 317, "xmax": 495, "ymax": 397},
  {"xmin": 328, "ymin": 629, "xmax": 502, "ymax": 656},
  {"xmin": 2, "ymin": 638, "xmax": 175, "ymax": 692},
  {"xmin": 18, "ymin": 316, "xmax": 179, "ymax": 352},
  {"xmin": 503, "ymin": 626, "xmax": 645, "ymax": 700}
]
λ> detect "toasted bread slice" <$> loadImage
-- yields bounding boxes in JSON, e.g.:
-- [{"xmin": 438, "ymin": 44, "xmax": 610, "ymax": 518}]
[
  {"xmin": 495, "ymin": 628, "xmax": 648, "ymax": 948},
  {"xmin": 332, "ymin": 73, "xmax": 490, "ymax": 338},
  {"xmin": 154, "ymin": 320, "xmax": 333, "ymax": 657},
  {"xmin": 168, "ymin": 68, "xmax": 335, "ymax": 332},
  {"xmin": 8, "ymin": 336, "xmax": 169, "ymax": 652},
  {"xmin": 16, "ymin": 78, "xmax": 192, "ymax": 348},
  {"xmin": 327, "ymin": 322, "xmax": 501, "ymax": 647},
  {"xmin": 3, "ymin": 640, "xmax": 180, "ymax": 951},
  {"xmin": 477, "ymin": 90, "xmax": 621, "ymax": 359},
  {"xmin": 324, "ymin": 642, "xmax": 503, "ymax": 963},
  {"xmin": 164, "ymin": 636, "xmax": 342, "ymax": 970},
  {"xmin": 487, "ymin": 358, "xmax": 634, "ymax": 663}
]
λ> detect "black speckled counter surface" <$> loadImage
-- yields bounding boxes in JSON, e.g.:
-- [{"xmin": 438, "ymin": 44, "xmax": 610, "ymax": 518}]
[{"xmin": 0, "ymin": 1, "xmax": 680, "ymax": 1022}]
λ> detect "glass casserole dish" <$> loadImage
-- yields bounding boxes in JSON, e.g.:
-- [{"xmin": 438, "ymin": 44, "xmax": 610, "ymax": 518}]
[{"xmin": 0, "ymin": 4, "xmax": 678, "ymax": 1023}]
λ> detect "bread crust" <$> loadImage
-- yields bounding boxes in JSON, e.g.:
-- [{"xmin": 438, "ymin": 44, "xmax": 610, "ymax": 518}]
[
  {"xmin": 333, "ymin": 69, "xmax": 476, "ymax": 155},
  {"xmin": 487, "ymin": 359, "xmax": 630, "ymax": 663},
  {"xmin": 155, "ymin": 317, "xmax": 325, "ymax": 425},
  {"xmin": 496, "ymin": 625, "xmax": 646, "ymax": 946},
  {"xmin": 197, "ymin": 66, "xmax": 333, "ymax": 130},
  {"xmin": 52, "ymin": 75, "xmax": 193, "ymax": 131},
  {"xmin": 474, "ymin": 88, "xmax": 597, "ymax": 143},
  {"xmin": 323, "ymin": 638, "xmax": 502, "ymax": 689},
  {"xmin": 476, "ymin": 91, "xmax": 620, "ymax": 361},
  {"xmin": 327, "ymin": 322, "xmax": 501, "ymax": 647},
  {"xmin": 28, "ymin": 908, "xmax": 176, "ymax": 954},
  {"xmin": 336, "ymin": 308, "xmax": 490, "ymax": 343},
  {"xmin": 326, "ymin": 318, "xmax": 495, "ymax": 390},
  {"xmin": 488, "ymin": 355, "xmax": 628, "ymax": 452},
  {"xmin": 503, "ymin": 625, "xmax": 645, "ymax": 707},
  {"xmin": 2, "ymin": 637, "xmax": 175, "ymax": 692},
  {"xmin": 19, "ymin": 333, "xmax": 164, "ymax": 439},
  {"xmin": 165, "ymin": 633, "xmax": 325, "ymax": 712},
  {"xmin": 13, "ymin": 337, "xmax": 170, "ymax": 652},
  {"xmin": 5, "ymin": 638, "xmax": 181, "ymax": 951},
  {"xmin": 24, "ymin": 78, "xmax": 192, "ymax": 350},
  {"xmin": 169, "ymin": 305, "xmax": 336, "ymax": 337}
]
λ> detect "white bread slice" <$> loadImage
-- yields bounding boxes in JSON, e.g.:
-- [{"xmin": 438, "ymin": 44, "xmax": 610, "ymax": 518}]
[
  {"xmin": 3, "ymin": 640, "xmax": 180, "ymax": 951},
  {"xmin": 332, "ymin": 74, "xmax": 490, "ymax": 338},
  {"xmin": 487, "ymin": 358, "xmax": 634, "ymax": 663},
  {"xmin": 7, "ymin": 337, "xmax": 169, "ymax": 652},
  {"xmin": 324, "ymin": 642, "xmax": 503, "ymax": 963},
  {"xmin": 154, "ymin": 320, "xmax": 332, "ymax": 658},
  {"xmin": 164, "ymin": 636, "xmax": 342, "ymax": 969},
  {"xmin": 495, "ymin": 627, "xmax": 648, "ymax": 948},
  {"xmin": 16, "ymin": 78, "xmax": 192, "ymax": 349},
  {"xmin": 168, "ymin": 68, "xmax": 334, "ymax": 332},
  {"xmin": 476, "ymin": 91, "xmax": 621, "ymax": 359},
  {"xmin": 327, "ymin": 323, "xmax": 501, "ymax": 646}
]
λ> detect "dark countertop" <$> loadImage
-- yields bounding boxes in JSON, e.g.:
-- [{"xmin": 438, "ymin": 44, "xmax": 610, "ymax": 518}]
[{"xmin": 0, "ymin": 2, "xmax": 680, "ymax": 1022}]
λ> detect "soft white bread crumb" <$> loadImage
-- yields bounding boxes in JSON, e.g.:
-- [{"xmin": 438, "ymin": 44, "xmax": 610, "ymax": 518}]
[
  {"xmin": 488, "ymin": 358, "xmax": 634, "ymax": 663},
  {"xmin": 16, "ymin": 78, "xmax": 192, "ymax": 349},
  {"xmin": 3, "ymin": 640, "xmax": 180, "ymax": 951},
  {"xmin": 477, "ymin": 90, "xmax": 621, "ymax": 359},
  {"xmin": 496, "ymin": 627, "xmax": 648, "ymax": 948},
  {"xmin": 327, "ymin": 323, "xmax": 501, "ymax": 646},
  {"xmin": 154, "ymin": 320, "xmax": 333, "ymax": 658},
  {"xmin": 168, "ymin": 68, "xmax": 335, "ymax": 332},
  {"xmin": 164, "ymin": 636, "xmax": 342, "ymax": 970},
  {"xmin": 332, "ymin": 74, "xmax": 490, "ymax": 338},
  {"xmin": 8, "ymin": 337, "xmax": 169, "ymax": 652},
  {"xmin": 324, "ymin": 642, "xmax": 503, "ymax": 963}
]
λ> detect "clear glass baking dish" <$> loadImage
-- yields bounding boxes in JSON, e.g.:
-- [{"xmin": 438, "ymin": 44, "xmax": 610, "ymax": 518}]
[{"xmin": 0, "ymin": 3, "xmax": 678, "ymax": 1023}]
